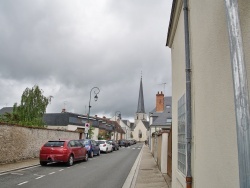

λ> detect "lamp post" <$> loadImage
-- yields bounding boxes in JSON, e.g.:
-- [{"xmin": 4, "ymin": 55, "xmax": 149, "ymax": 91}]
[
  {"xmin": 114, "ymin": 111, "xmax": 121, "ymax": 140},
  {"xmin": 86, "ymin": 87, "xmax": 100, "ymax": 139}
]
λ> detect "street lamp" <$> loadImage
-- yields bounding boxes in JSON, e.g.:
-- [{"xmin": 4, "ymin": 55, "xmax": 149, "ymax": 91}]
[
  {"xmin": 114, "ymin": 111, "xmax": 121, "ymax": 140},
  {"xmin": 86, "ymin": 87, "xmax": 100, "ymax": 139}
]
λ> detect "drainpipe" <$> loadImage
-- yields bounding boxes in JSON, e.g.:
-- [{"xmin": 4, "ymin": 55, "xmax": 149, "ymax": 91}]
[
  {"xmin": 224, "ymin": 1, "xmax": 250, "ymax": 187},
  {"xmin": 183, "ymin": 0, "xmax": 192, "ymax": 188}
]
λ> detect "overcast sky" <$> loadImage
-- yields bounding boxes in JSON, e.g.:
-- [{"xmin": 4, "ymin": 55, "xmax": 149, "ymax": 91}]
[{"xmin": 0, "ymin": 0, "xmax": 172, "ymax": 121}]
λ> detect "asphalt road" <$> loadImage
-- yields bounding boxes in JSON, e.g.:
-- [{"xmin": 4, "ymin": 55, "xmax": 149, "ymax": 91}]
[{"xmin": 0, "ymin": 143, "xmax": 143, "ymax": 188}]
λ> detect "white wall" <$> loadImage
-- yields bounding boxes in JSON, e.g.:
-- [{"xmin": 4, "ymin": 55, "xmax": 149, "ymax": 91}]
[
  {"xmin": 133, "ymin": 120, "xmax": 147, "ymax": 142},
  {"xmin": 92, "ymin": 127, "xmax": 99, "ymax": 140},
  {"xmin": 169, "ymin": 0, "xmax": 250, "ymax": 187}
]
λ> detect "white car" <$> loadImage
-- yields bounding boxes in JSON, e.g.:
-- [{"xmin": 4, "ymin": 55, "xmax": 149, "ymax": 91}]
[{"xmin": 96, "ymin": 140, "xmax": 113, "ymax": 153}]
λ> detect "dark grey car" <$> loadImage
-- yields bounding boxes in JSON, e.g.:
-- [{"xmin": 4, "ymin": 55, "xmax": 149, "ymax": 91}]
[
  {"xmin": 118, "ymin": 139, "xmax": 128, "ymax": 147},
  {"xmin": 108, "ymin": 140, "xmax": 119, "ymax": 151}
]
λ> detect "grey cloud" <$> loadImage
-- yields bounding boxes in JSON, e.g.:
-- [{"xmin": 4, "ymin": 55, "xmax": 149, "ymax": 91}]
[{"xmin": 0, "ymin": 0, "xmax": 172, "ymax": 120}]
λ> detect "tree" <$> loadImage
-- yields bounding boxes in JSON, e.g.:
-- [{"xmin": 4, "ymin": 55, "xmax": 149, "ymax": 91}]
[
  {"xmin": 13, "ymin": 85, "xmax": 49, "ymax": 126},
  {"xmin": 88, "ymin": 125, "xmax": 95, "ymax": 139},
  {"xmin": 0, "ymin": 112, "xmax": 20, "ymax": 124},
  {"xmin": 130, "ymin": 132, "xmax": 133, "ymax": 138}
]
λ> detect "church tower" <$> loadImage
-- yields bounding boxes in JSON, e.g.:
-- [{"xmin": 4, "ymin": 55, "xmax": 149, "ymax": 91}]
[{"xmin": 135, "ymin": 75, "xmax": 147, "ymax": 124}]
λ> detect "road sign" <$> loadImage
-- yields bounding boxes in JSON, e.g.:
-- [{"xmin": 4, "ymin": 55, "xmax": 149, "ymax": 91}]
[{"xmin": 85, "ymin": 123, "xmax": 90, "ymax": 134}]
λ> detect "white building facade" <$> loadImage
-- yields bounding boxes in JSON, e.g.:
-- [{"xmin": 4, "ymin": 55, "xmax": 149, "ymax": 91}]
[{"xmin": 166, "ymin": 0, "xmax": 250, "ymax": 188}]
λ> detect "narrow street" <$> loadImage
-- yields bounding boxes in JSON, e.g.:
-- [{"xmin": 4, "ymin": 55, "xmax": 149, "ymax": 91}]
[{"xmin": 0, "ymin": 144, "xmax": 142, "ymax": 188}]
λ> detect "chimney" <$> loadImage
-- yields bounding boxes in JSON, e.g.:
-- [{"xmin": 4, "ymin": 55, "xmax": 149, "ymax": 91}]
[
  {"xmin": 156, "ymin": 91, "xmax": 164, "ymax": 112},
  {"xmin": 61, "ymin": 108, "xmax": 66, "ymax": 113}
]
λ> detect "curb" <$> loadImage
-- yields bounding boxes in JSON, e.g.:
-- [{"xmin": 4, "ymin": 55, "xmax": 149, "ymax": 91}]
[{"xmin": 0, "ymin": 164, "xmax": 40, "ymax": 175}]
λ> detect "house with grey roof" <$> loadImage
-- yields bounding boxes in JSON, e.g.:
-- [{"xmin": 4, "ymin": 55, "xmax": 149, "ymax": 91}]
[
  {"xmin": 43, "ymin": 111, "xmax": 125, "ymax": 140},
  {"xmin": 0, "ymin": 107, "xmax": 13, "ymax": 115},
  {"xmin": 149, "ymin": 92, "xmax": 172, "ymax": 151}
]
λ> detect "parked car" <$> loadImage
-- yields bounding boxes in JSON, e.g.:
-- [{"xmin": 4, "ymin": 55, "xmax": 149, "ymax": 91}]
[
  {"xmin": 39, "ymin": 139, "xmax": 88, "ymax": 166},
  {"xmin": 79, "ymin": 139, "xmax": 100, "ymax": 158},
  {"xmin": 118, "ymin": 139, "xmax": 129, "ymax": 147},
  {"xmin": 96, "ymin": 140, "xmax": 113, "ymax": 153},
  {"xmin": 108, "ymin": 140, "xmax": 119, "ymax": 151},
  {"xmin": 128, "ymin": 140, "xmax": 135, "ymax": 145}
]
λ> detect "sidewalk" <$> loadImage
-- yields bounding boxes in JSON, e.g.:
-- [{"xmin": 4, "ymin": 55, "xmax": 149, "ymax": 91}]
[
  {"xmin": 122, "ymin": 144, "xmax": 170, "ymax": 188},
  {"xmin": 0, "ymin": 158, "xmax": 39, "ymax": 174},
  {"xmin": 0, "ymin": 145, "xmax": 171, "ymax": 188},
  {"xmin": 132, "ymin": 145, "xmax": 171, "ymax": 188}
]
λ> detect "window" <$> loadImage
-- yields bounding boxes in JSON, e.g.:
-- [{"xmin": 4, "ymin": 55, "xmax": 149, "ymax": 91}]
[
  {"xmin": 74, "ymin": 140, "xmax": 81, "ymax": 147},
  {"xmin": 138, "ymin": 129, "xmax": 142, "ymax": 138},
  {"xmin": 166, "ymin": 118, "xmax": 172, "ymax": 123},
  {"xmin": 178, "ymin": 94, "xmax": 186, "ymax": 175},
  {"xmin": 44, "ymin": 141, "xmax": 64, "ymax": 147},
  {"xmin": 69, "ymin": 140, "xmax": 77, "ymax": 147},
  {"xmin": 84, "ymin": 140, "xmax": 89, "ymax": 144}
]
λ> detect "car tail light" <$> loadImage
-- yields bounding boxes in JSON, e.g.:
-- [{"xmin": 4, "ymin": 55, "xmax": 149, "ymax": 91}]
[
  {"xmin": 103, "ymin": 144, "xmax": 106, "ymax": 147},
  {"xmin": 62, "ymin": 148, "xmax": 68, "ymax": 154}
]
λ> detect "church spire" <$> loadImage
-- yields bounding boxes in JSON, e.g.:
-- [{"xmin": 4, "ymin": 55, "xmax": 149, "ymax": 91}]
[{"xmin": 137, "ymin": 74, "xmax": 145, "ymax": 113}]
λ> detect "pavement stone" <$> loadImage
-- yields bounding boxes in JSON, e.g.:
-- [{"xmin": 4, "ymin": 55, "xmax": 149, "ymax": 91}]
[
  {"xmin": 0, "ymin": 158, "xmax": 39, "ymax": 174},
  {"xmin": 134, "ymin": 145, "xmax": 170, "ymax": 188}
]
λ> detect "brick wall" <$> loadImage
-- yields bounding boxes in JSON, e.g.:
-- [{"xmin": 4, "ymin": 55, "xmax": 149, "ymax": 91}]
[
  {"xmin": 156, "ymin": 91, "xmax": 164, "ymax": 112},
  {"xmin": 0, "ymin": 124, "xmax": 80, "ymax": 164}
]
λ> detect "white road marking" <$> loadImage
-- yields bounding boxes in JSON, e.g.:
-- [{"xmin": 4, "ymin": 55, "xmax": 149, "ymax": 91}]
[
  {"xmin": 35, "ymin": 175, "xmax": 45, "ymax": 179},
  {"xmin": 48, "ymin": 172, "xmax": 55, "ymax": 175},
  {"xmin": 0, "ymin": 172, "xmax": 9, "ymax": 176},
  {"xmin": 59, "ymin": 169, "xmax": 64, "ymax": 171},
  {"xmin": 11, "ymin": 172, "xmax": 23, "ymax": 175},
  {"xmin": 18, "ymin": 181, "xmax": 28, "ymax": 185}
]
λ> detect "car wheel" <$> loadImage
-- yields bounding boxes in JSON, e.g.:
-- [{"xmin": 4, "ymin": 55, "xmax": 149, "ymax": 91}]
[
  {"xmin": 97, "ymin": 150, "xmax": 100, "ymax": 156},
  {"xmin": 89, "ymin": 151, "xmax": 94, "ymax": 158},
  {"xmin": 40, "ymin": 161, "xmax": 47, "ymax": 166},
  {"xmin": 67, "ymin": 155, "xmax": 74, "ymax": 166},
  {"xmin": 84, "ymin": 153, "xmax": 88, "ymax": 162}
]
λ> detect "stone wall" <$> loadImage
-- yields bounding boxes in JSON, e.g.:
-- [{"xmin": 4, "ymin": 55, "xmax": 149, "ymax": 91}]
[{"xmin": 0, "ymin": 124, "xmax": 80, "ymax": 164}]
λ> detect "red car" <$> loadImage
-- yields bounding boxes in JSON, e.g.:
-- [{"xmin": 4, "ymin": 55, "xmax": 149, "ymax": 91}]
[{"xmin": 39, "ymin": 139, "xmax": 88, "ymax": 166}]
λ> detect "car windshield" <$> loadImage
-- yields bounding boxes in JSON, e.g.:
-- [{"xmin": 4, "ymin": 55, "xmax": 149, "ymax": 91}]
[
  {"xmin": 97, "ymin": 141, "xmax": 105, "ymax": 144},
  {"xmin": 83, "ymin": 140, "xmax": 89, "ymax": 144},
  {"xmin": 44, "ymin": 141, "xmax": 65, "ymax": 147}
]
